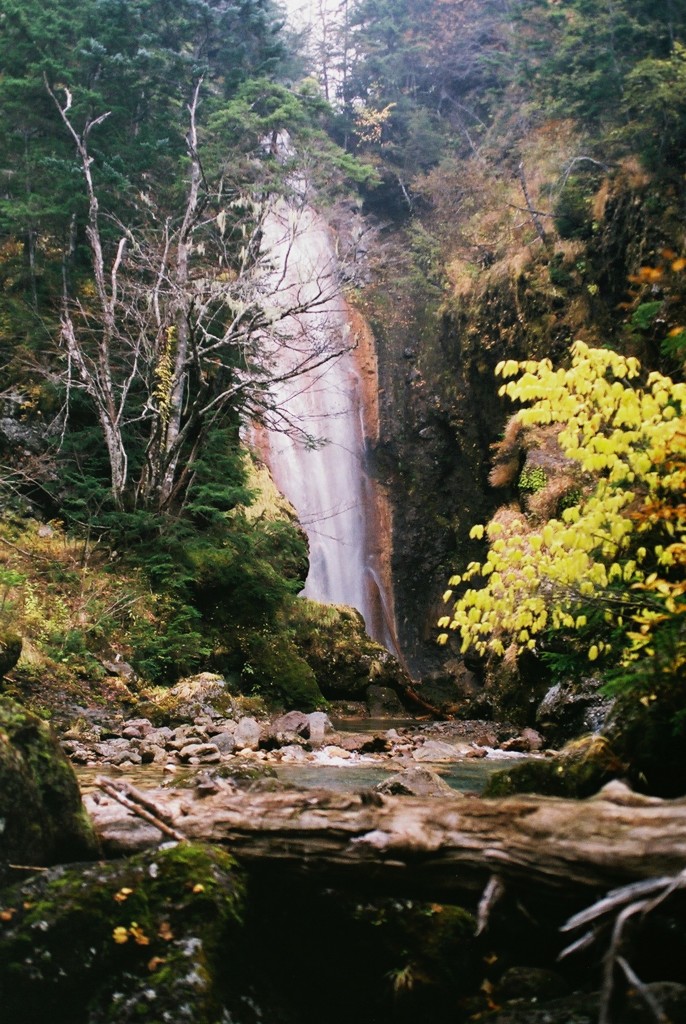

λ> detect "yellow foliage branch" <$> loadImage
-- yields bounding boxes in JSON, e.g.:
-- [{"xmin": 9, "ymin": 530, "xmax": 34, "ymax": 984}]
[{"xmin": 440, "ymin": 344, "xmax": 686, "ymax": 673}]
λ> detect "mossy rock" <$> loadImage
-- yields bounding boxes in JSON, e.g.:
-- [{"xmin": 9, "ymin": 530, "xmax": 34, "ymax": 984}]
[
  {"xmin": 284, "ymin": 599, "xmax": 411, "ymax": 702},
  {"xmin": 237, "ymin": 628, "xmax": 325, "ymax": 711},
  {"xmin": 140, "ymin": 672, "xmax": 241, "ymax": 725},
  {"xmin": 0, "ymin": 843, "xmax": 244, "ymax": 1023},
  {"xmin": 483, "ymin": 735, "xmax": 625, "ymax": 798},
  {"xmin": 0, "ymin": 696, "xmax": 98, "ymax": 868},
  {"xmin": 0, "ymin": 630, "xmax": 22, "ymax": 677}
]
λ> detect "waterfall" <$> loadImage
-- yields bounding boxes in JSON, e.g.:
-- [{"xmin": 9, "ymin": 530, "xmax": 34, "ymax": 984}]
[{"xmin": 254, "ymin": 195, "xmax": 399, "ymax": 655}]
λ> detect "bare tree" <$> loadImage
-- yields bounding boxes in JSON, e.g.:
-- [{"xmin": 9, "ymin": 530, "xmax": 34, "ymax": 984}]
[{"xmin": 47, "ymin": 79, "xmax": 350, "ymax": 514}]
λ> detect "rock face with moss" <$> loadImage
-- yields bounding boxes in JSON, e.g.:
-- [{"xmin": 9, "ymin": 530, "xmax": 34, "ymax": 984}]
[
  {"xmin": 366, "ymin": 168, "xmax": 685, "ymax": 694},
  {"xmin": 0, "ymin": 696, "xmax": 98, "ymax": 868},
  {"xmin": 0, "ymin": 843, "xmax": 244, "ymax": 1023},
  {"xmin": 285, "ymin": 599, "xmax": 413, "ymax": 704}
]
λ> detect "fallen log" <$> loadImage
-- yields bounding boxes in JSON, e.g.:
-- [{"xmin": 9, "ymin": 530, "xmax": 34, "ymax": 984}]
[{"xmin": 84, "ymin": 778, "xmax": 686, "ymax": 906}]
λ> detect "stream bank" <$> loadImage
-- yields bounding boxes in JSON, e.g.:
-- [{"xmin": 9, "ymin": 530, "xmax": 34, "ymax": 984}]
[{"xmin": 2, "ymin": 685, "xmax": 685, "ymax": 1024}]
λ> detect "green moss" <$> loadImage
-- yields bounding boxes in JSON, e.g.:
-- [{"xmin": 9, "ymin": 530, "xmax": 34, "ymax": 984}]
[
  {"xmin": 236, "ymin": 626, "xmax": 326, "ymax": 711},
  {"xmin": 519, "ymin": 465, "xmax": 548, "ymax": 493},
  {"xmin": 484, "ymin": 735, "xmax": 625, "ymax": 798},
  {"xmin": 284, "ymin": 598, "xmax": 409, "ymax": 702},
  {"xmin": 0, "ymin": 843, "xmax": 244, "ymax": 1023},
  {"xmin": 0, "ymin": 630, "xmax": 22, "ymax": 676},
  {"xmin": 0, "ymin": 696, "xmax": 98, "ymax": 866}
]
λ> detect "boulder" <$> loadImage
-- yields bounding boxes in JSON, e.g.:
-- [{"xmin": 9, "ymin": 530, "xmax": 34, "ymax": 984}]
[
  {"xmin": 284, "ymin": 599, "xmax": 412, "ymax": 702},
  {"xmin": 413, "ymin": 739, "xmax": 475, "ymax": 762},
  {"xmin": 536, "ymin": 676, "xmax": 614, "ymax": 746},
  {"xmin": 0, "ymin": 696, "xmax": 98, "ymax": 867},
  {"xmin": 376, "ymin": 767, "xmax": 456, "ymax": 798},
  {"xmin": 305, "ymin": 711, "xmax": 333, "ymax": 747},
  {"xmin": 143, "ymin": 672, "xmax": 236, "ymax": 723},
  {"xmin": 419, "ymin": 660, "xmax": 481, "ymax": 715},
  {"xmin": 484, "ymin": 735, "xmax": 626, "ymax": 798},
  {"xmin": 234, "ymin": 717, "xmax": 264, "ymax": 751},
  {"xmin": 0, "ymin": 843, "xmax": 245, "ymax": 1023}
]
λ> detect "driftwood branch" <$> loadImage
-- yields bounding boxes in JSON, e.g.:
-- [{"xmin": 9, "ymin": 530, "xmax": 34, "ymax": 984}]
[
  {"xmin": 94, "ymin": 776, "xmax": 186, "ymax": 842},
  {"xmin": 84, "ymin": 779, "xmax": 686, "ymax": 905}
]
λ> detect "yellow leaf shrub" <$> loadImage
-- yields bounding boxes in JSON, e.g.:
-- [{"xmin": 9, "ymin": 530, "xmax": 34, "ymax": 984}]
[{"xmin": 444, "ymin": 343, "xmax": 686, "ymax": 675}]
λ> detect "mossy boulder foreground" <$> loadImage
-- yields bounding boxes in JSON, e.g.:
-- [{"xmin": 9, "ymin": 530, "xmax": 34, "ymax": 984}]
[
  {"xmin": 0, "ymin": 843, "xmax": 244, "ymax": 1024},
  {"xmin": 0, "ymin": 696, "xmax": 98, "ymax": 868}
]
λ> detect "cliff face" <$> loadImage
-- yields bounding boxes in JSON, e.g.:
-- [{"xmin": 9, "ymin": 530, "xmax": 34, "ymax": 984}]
[{"xmin": 364, "ymin": 167, "xmax": 686, "ymax": 688}]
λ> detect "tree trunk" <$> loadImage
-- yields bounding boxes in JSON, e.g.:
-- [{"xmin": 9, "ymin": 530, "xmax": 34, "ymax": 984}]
[{"xmin": 85, "ymin": 780, "xmax": 686, "ymax": 905}]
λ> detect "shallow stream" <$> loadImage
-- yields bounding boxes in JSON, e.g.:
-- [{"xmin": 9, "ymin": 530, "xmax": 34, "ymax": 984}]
[{"xmin": 76, "ymin": 753, "xmax": 523, "ymax": 796}]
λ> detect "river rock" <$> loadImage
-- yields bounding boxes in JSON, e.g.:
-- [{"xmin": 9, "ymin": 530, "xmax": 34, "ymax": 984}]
[
  {"xmin": 179, "ymin": 742, "xmax": 222, "ymax": 764},
  {"xmin": 278, "ymin": 744, "xmax": 310, "ymax": 764},
  {"xmin": 121, "ymin": 717, "xmax": 153, "ymax": 739},
  {"xmin": 501, "ymin": 728, "xmax": 544, "ymax": 753},
  {"xmin": 268, "ymin": 710, "xmax": 310, "ymax": 746},
  {"xmin": 337, "ymin": 732, "xmax": 390, "ymax": 754},
  {"xmin": 305, "ymin": 710, "xmax": 333, "ymax": 747},
  {"xmin": 168, "ymin": 724, "xmax": 207, "ymax": 749},
  {"xmin": 271, "ymin": 710, "xmax": 310, "ymax": 735},
  {"xmin": 93, "ymin": 737, "xmax": 139, "ymax": 762},
  {"xmin": 139, "ymin": 741, "xmax": 168, "ymax": 764},
  {"xmin": 320, "ymin": 745, "xmax": 352, "ymax": 760},
  {"xmin": 212, "ymin": 730, "xmax": 237, "ymax": 755},
  {"xmin": 413, "ymin": 739, "xmax": 475, "ymax": 762},
  {"xmin": 61, "ymin": 739, "xmax": 95, "ymax": 764},
  {"xmin": 147, "ymin": 725, "xmax": 174, "ymax": 745},
  {"xmin": 206, "ymin": 719, "xmax": 237, "ymax": 737},
  {"xmin": 234, "ymin": 717, "xmax": 264, "ymax": 750},
  {"xmin": 376, "ymin": 767, "xmax": 456, "ymax": 797}
]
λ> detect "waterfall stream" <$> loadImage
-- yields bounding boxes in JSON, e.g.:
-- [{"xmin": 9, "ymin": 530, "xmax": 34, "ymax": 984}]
[{"xmin": 254, "ymin": 196, "xmax": 398, "ymax": 655}]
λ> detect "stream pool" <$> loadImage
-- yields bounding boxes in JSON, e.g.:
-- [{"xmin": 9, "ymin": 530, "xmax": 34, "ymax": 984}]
[{"xmin": 76, "ymin": 755, "xmax": 526, "ymax": 796}]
